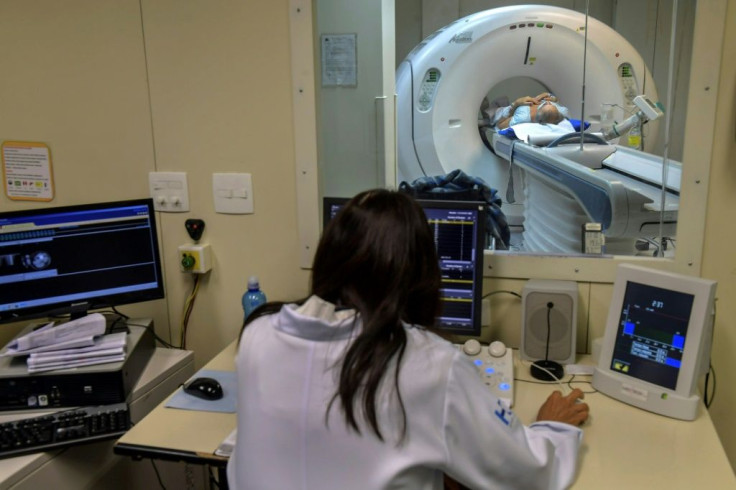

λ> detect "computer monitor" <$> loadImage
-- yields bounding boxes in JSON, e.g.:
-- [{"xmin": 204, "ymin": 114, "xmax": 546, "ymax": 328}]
[
  {"xmin": 322, "ymin": 196, "xmax": 487, "ymax": 337},
  {"xmin": 592, "ymin": 263, "xmax": 716, "ymax": 420},
  {"xmin": 0, "ymin": 198, "xmax": 165, "ymax": 325}
]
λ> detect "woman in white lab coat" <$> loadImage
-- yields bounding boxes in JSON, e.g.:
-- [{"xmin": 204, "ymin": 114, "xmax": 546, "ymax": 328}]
[{"xmin": 227, "ymin": 189, "xmax": 589, "ymax": 490}]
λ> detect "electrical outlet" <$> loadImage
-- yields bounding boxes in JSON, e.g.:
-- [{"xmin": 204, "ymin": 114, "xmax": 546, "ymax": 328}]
[
  {"xmin": 178, "ymin": 243, "xmax": 212, "ymax": 273},
  {"xmin": 149, "ymin": 172, "xmax": 190, "ymax": 212}
]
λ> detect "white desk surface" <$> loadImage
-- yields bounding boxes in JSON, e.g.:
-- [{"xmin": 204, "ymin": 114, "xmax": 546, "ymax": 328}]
[
  {"xmin": 115, "ymin": 340, "xmax": 238, "ymax": 463},
  {"xmin": 0, "ymin": 346, "xmax": 194, "ymax": 489},
  {"xmin": 117, "ymin": 341, "xmax": 736, "ymax": 489}
]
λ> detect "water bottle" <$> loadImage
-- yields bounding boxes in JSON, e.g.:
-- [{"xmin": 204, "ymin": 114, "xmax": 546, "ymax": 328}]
[{"xmin": 242, "ymin": 276, "xmax": 267, "ymax": 321}]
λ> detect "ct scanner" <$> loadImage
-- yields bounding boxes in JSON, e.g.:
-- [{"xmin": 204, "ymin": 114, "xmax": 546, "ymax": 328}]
[{"xmin": 396, "ymin": 5, "xmax": 680, "ymax": 255}]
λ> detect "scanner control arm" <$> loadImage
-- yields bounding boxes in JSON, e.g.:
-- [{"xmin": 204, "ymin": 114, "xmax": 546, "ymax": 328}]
[{"xmin": 596, "ymin": 95, "xmax": 664, "ymax": 141}]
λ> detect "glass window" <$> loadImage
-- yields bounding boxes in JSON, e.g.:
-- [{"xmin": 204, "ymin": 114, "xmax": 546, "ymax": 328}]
[{"xmin": 301, "ymin": 1, "xmax": 726, "ymax": 280}]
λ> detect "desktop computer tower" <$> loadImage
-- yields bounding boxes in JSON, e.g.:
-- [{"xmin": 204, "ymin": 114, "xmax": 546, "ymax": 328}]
[{"xmin": 0, "ymin": 323, "xmax": 155, "ymax": 411}]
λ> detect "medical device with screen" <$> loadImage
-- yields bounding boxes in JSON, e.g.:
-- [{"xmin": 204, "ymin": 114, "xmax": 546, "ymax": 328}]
[
  {"xmin": 323, "ymin": 197, "xmax": 487, "ymax": 337},
  {"xmin": 0, "ymin": 199, "xmax": 165, "ymax": 325},
  {"xmin": 592, "ymin": 263, "xmax": 716, "ymax": 420}
]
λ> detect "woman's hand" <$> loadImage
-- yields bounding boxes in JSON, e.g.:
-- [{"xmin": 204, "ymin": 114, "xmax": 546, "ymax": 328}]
[{"xmin": 536, "ymin": 388, "xmax": 590, "ymax": 427}]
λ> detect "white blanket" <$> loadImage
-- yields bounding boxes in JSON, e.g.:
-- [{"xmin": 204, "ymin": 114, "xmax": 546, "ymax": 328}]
[{"xmin": 504, "ymin": 120, "xmax": 579, "ymax": 146}]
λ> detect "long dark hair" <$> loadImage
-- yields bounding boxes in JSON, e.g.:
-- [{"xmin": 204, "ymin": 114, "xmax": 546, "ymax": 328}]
[{"xmin": 241, "ymin": 189, "xmax": 441, "ymax": 441}]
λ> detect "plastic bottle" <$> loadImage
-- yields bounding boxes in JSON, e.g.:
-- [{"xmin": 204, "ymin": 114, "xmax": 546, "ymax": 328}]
[
  {"xmin": 242, "ymin": 276, "xmax": 267, "ymax": 321},
  {"xmin": 628, "ymin": 121, "xmax": 642, "ymax": 150}
]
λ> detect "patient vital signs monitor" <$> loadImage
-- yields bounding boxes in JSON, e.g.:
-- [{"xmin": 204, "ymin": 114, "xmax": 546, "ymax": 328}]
[
  {"xmin": 323, "ymin": 197, "xmax": 486, "ymax": 337},
  {"xmin": 593, "ymin": 264, "xmax": 716, "ymax": 420}
]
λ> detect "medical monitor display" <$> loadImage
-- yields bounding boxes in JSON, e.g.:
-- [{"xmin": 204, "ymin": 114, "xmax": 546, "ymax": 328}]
[
  {"xmin": 0, "ymin": 199, "xmax": 165, "ymax": 324},
  {"xmin": 322, "ymin": 197, "xmax": 486, "ymax": 337},
  {"xmin": 608, "ymin": 281, "xmax": 694, "ymax": 390},
  {"xmin": 593, "ymin": 264, "xmax": 716, "ymax": 420}
]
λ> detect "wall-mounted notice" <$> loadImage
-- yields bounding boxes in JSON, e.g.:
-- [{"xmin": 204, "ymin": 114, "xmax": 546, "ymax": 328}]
[
  {"xmin": 2, "ymin": 141, "xmax": 54, "ymax": 201},
  {"xmin": 321, "ymin": 34, "xmax": 357, "ymax": 87}
]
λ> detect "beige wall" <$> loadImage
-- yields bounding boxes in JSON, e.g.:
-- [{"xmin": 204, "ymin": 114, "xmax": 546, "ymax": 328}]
[
  {"xmin": 702, "ymin": 0, "xmax": 736, "ymax": 468},
  {"xmin": 0, "ymin": 0, "xmax": 311, "ymax": 364}
]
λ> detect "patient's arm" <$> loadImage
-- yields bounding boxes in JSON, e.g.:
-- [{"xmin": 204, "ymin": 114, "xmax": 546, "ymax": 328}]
[
  {"xmin": 494, "ymin": 96, "xmax": 536, "ymax": 129},
  {"xmin": 533, "ymin": 92, "xmax": 558, "ymax": 103}
]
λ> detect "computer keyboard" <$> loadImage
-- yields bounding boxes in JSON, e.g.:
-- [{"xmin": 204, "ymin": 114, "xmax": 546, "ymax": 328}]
[
  {"xmin": 457, "ymin": 340, "xmax": 515, "ymax": 407},
  {"xmin": 0, "ymin": 402, "xmax": 129, "ymax": 459}
]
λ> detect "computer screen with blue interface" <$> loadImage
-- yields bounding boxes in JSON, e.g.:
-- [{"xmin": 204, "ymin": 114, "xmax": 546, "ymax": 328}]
[
  {"xmin": 0, "ymin": 199, "xmax": 165, "ymax": 324},
  {"xmin": 323, "ymin": 197, "xmax": 486, "ymax": 337}
]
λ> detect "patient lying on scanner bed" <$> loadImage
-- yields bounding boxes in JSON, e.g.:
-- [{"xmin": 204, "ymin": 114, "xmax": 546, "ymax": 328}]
[{"xmin": 488, "ymin": 92, "xmax": 570, "ymax": 129}]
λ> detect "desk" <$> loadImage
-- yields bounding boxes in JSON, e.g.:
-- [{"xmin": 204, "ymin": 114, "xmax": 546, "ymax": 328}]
[
  {"xmin": 0, "ymin": 347, "xmax": 195, "ymax": 490},
  {"xmin": 115, "ymin": 341, "xmax": 736, "ymax": 489},
  {"xmin": 114, "ymin": 342, "xmax": 236, "ymax": 472}
]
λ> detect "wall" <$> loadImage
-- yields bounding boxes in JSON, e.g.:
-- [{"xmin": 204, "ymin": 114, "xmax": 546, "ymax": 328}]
[
  {"xmin": 0, "ymin": 0, "xmax": 310, "ymax": 366},
  {"xmin": 140, "ymin": 0, "xmax": 309, "ymax": 363},
  {"xmin": 702, "ymin": 0, "xmax": 736, "ymax": 468},
  {"xmin": 316, "ymin": 0, "xmax": 396, "ymax": 197}
]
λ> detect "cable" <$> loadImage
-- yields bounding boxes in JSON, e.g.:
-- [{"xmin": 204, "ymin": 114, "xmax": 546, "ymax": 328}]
[
  {"xmin": 567, "ymin": 375, "xmax": 597, "ymax": 395},
  {"xmin": 110, "ymin": 306, "xmax": 130, "ymax": 320},
  {"xmin": 101, "ymin": 309, "xmax": 178, "ymax": 349},
  {"xmin": 544, "ymin": 305, "xmax": 552, "ymax": 362},
  {"xmin": 180, "ymin": 274, "xmax": 201, "ymax": 349},
  {"xmin": 208, "ymin": 466, "xmax": 222, "ymax": 489},
  {"xmin": 704, "ymin": 300, "xmax": 718, "ymax": 408},
  {"xmin": 127, "ymin": 320, "xmax": 178, "ymax": 349},
  {"xmin": 704, "ymin": 364, "xmax": 716, "ymax": 408},
  {"xmin": 150, "ymin": 459, "xmax": 167, "ymax": 490},
  {"xmin": 482, "ymin": 290, "xmax": 522, "ymax": 299},
  {"xmin": 517, "ymin": 358, "xmax": 568, "ymax": 394}
]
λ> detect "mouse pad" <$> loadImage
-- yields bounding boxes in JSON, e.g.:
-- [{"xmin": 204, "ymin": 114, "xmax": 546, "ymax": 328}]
[{"xmin": 165, "ymin": 369, "xmax": 237, "ymax": 413}]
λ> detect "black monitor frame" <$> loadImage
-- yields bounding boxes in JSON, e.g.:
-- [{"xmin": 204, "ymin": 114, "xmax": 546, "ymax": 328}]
[
  {"xmin": 0, "ymin": 198, "xmax": 165, "ymax": 324},
  {"xmin": 322, "ymin": 196, "xmax": 486, "ymax": 337}
]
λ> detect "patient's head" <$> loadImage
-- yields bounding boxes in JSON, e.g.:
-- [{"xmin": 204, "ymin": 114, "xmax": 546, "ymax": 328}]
[{"xmin": 537, "ymin": 103, "xmax": 566, "ymax": 124}]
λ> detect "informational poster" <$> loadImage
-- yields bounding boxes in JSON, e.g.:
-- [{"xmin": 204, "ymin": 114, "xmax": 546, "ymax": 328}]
[
  {"xmin": 2, "ymin": 141, "xmax": 55, "ymax": 201},
  {"xmin": 321, "ymin": 34, "xmax": 357, "ymax": 87}
]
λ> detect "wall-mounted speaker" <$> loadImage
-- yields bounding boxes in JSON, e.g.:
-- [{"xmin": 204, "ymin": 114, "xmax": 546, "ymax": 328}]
[{"xmin": 521, "ymin": 279, "xmax": 577, "ymax": 365}]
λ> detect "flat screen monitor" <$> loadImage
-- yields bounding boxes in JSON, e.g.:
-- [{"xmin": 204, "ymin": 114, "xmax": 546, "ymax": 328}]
[
  {"xmin": 0, "ymin": 198, "xmax": 165, "ymax": 325},
  {"xmin": 592, "ymin": 263, "xmax": 716, "ymax": 420},
  {"xmin": 322, "ymin": 196, "xmax": 486, "ymax": 337}
]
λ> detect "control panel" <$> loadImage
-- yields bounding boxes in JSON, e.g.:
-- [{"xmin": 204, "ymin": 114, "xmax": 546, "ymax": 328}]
[
  {"xmin": 458, "ymin": 339, "xmax": 515, "ymax": 407},
  {"xmin": 417, "ymin": 68, "xmax": 441, "ymax": 112}
]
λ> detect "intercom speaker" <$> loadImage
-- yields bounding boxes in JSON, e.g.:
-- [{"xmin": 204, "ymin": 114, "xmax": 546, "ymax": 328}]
[{"xmin": 521, "ymin": 279, "xmax": 578, "ymax": 365}]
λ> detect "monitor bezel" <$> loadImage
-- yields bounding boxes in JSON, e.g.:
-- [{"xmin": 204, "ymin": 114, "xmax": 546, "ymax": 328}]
[
  {"xmin": 0, "ymin": 198, "xmax": 165, "ymax": 324},
  {"xmin": 593, "ymin": 263, "xmax": 716, "ymax": 419}
]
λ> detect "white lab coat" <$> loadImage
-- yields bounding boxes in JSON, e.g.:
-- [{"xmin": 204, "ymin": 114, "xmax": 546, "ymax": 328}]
[{"xmin": 227, "ymin": 296, "xmax": 582, "ymax": 490}]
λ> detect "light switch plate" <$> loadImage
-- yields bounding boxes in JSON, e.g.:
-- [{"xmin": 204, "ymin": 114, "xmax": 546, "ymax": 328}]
[
  {"xmin": 149, "ymin": 172, "xmax": 190, "ymax": 212},
  {"xmin": 213, "ymin": 173, "xmax": 254, "ymax": 214}
]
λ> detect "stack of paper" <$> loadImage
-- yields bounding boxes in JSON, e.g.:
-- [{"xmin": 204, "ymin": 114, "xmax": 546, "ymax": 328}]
[
  {"xmin": 0, "ymin": 313, "xmax": 128, "ymax": 373},
  {"xmin": 215, "ymin": 428, "xmax": 237, "ymax": 457}
]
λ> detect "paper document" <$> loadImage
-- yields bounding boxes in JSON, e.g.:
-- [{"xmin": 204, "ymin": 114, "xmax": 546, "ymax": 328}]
[
  {"xmin": 28, "ymin": 347, "xmax": 125, "ymax": 365},
  {"xmin": 215, "ymin": 428, "xmax": 238, "ymax": 457},
  {"xmin": 2, "ymin": 335, "xmax": 98, "ymax": 357},
  {"xmin": 4, "ymin": 313, "xmax": 106, "ymax": 352},
  {"xmin": 28, "ymin": 332, "xmax": 126, "ymax": 359},
  {"xmin": 27, "ymin": 354, "xmax": 126, "ymax": 373},
  {"xmin": 24, "ymin": 332, "xmax": 128, "ymax": 372}
]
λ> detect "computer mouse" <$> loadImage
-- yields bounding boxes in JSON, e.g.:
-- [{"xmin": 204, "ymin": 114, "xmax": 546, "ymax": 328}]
[{"xmin": 183, "ymin": 377, "xmax": 224, "ymax": 401}]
